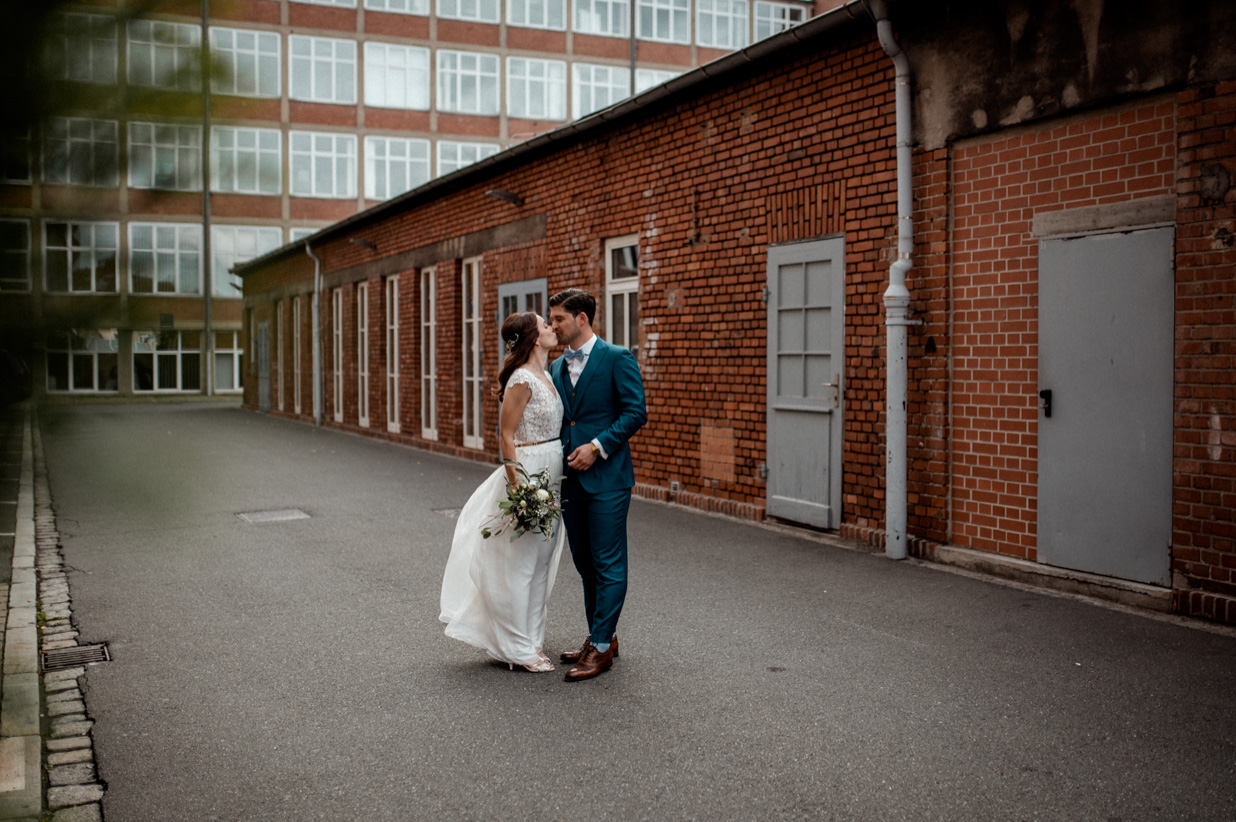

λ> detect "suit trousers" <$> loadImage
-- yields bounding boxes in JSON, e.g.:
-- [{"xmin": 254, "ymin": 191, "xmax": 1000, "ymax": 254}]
[{"xmin": 561, "ymin": 475, "xmax": 631, "ymax": 645}]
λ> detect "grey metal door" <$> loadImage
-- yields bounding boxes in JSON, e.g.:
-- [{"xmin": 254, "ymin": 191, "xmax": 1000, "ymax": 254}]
[
  {"xmin": 1038, "ymin": 227, "xmax": 1173, "ymax": 585},
  {"xmin": 257, "ymin": 321, "xmax": 271, "ymax": 413},
  {"xmin": 766, "ymin": 238, "xmax": 844, "ymax": 528}
]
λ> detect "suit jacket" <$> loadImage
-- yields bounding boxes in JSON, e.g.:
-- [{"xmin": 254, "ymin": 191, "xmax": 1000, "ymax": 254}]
[{"xmin": 551, "ymin": 337, "xmax": 647, "ymax": 493}]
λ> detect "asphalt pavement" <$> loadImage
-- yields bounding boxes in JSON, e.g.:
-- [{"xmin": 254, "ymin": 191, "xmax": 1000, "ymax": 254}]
[{"xmin": 35, "ymin": 402, "xmax": 1236, "ymax": 822}]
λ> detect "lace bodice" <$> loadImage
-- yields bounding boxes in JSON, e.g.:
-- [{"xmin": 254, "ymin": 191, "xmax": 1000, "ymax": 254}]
[{"xmin": 507, "ymin": 366, "xmax": 564, "ymax": 444}]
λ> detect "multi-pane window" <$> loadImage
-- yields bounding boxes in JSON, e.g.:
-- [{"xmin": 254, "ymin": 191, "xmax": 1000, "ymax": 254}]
[
  {"xmin": 46, "ymin": 330, "xmax": 119, "ymax": 393},
  {"xmin": 357, "ymin": 282, "xmax": 370, "ymax": 427},
  {"xmin": 605, "ymin": 235, "xmax": 639, "ymax": 353},
  {"xmin": 436, "ymin": 141, "xmax": 500, "ymax": 176},
  {"xmin": 211, "ymin": 127, "xmax": 281, "ymax": 195},
  {"xmin": 129, "ymin": 123, "xmax": 202, "ymax": 191},
  {"xmin": 572, "ymin": 64, "xmax": 630, "ymax": 119},
  {"xmin": 215, "ymin": 330, "xmax": 244, "ymax": 393},
  {"xmin": 437, "ymin": 51, "xmax": 500, "ymax": 115},
  {"xmin": 365, "ymin": 137, "xmax": 430, "ymax": 200},
  {"xmin": 290, "ymin": 132, "xmax": 357, "ymax": 198},
  {"xmin": 386, "ymin": 276, "xmax": 401, "ymax": 434},
  {"xmin": 290, "ymin": 36, "xmax": 357, "ymax": 105},
  {"xmin": 507, "ymin": 58, "xmax": 567, "ymax": 121},
  {"xmin": 697, "ymin": 0, "xmax": 748, "ymax": 49},
  {"xmin": 44, "ymin": 222, "xmax": 118, "ymax": 293},
  {"xmin": 290, "ymin": 227, "xmax": 317, "ymax": 243},
  {"xmin": 48, "ymin": 14, "xmax": 117, "ymax": 85},
  {"xmin": 420, "ymin": 267, "xmax": 437, "ymax": 440},
  {"xmin": 293, "ymin": 298, "xmax": 303, "ymax": 414},
  {"xmin": 635, "ymin": 68, "xmax": 680, "ymax": 93},
  {"xmin": 0, "ymin": 220, "xmax": 31, "ymax": 292},
  {"xmin": 364, "ymin": 42, "xmax": 430, "ymax": 110},
  {"xmin": 574, "ymin": 0, "xmax": 629, "ymax": 36},
  {"xmin": 212, "ymin": 225, "xmax": 282, "ymax": 298},
  {"xmin": 461, "ymin": 257, "xmax": 483, "ymax": 450},
  {"xmin": 332, "ymin": 288, "xmax": 344, "ymax": 422},
  {"xmin": 296, "ymin": 0, "xmax": 358, "ymax": 6},
  {"xmin": 133, "ymin": 330, "xmax": 202, "ymax": 392},
  {"xmin": 754, "ymin": 0, "xmax": 805, "ymax": 40},
  {"xmin": 128, "ymin": 20, "xmax": 201, "ymax": 91},
  {"xmin": 277, "ymin": 303, "xmax": 285, "ymax": 410},
  {"xmin": 637, "ymin": 0, "xmax": 690, "ymax": 43},
  {"xmin": 509, "ymin": 0, "xmax": 566, "ymax": 29},
  {"xmin": 438, "ymin": 0, "xmax": 500, "ymax": 23},
  {"xmin": 130, "ymin": 223, "xmax": 202, "ymax": 294},
  {"xmin": 44, "ymin": 118, "xmax": 119, "ymax": 187},
  {"xmin": 210, "ymin": 28, "xmax": 280, "ymax": 98},
  {"xmin": 365, "ymin": 0, "xmax": 430, "ymax": 14}
]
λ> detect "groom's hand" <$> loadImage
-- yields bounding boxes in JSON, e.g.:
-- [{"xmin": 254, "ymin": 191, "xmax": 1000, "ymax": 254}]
[{"xmin": 566, "ymin": 444, "xmax": 597, "ymax": 471}]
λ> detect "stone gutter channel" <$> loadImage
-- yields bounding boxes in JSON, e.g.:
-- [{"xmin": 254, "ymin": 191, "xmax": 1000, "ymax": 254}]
[{"xmin": 0, "ymin": 409, "xmax": 105, "ymax": 822}]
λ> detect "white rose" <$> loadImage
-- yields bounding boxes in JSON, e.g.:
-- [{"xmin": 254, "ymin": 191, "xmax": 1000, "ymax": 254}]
[{"xmin": 536, "ymin": 489, "xmax": 550, "ymax": 501}]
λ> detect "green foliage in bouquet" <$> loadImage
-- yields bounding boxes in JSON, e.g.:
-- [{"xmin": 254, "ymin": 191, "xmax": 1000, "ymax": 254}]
[{"xmin": 481, "ymin": 460, "xmax": 563, "ymax": 542}]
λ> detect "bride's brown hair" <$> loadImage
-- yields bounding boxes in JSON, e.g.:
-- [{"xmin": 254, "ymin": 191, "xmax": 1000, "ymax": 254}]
[{"xmin": 495, "ymin": 311, "xmax": 540, "ymax": 401}]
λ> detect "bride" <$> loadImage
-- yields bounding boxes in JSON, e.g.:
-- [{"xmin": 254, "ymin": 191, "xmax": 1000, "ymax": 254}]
[{"xmin": 439, "ymin": 311, "xmax": 566, "ymax": 673}]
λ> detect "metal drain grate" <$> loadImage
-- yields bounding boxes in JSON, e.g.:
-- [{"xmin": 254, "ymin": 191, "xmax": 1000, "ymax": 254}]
[
  {"xmin": 237, "ymin": 509, "xmax": 311, "ymax": 524},
  {"xmin": 42, "ymin": 643, "xmax": 110, "ymax": 671}
]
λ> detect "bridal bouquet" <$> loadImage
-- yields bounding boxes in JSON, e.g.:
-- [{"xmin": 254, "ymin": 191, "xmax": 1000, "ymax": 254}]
[{"xmin": 481, "ymin": 460, "xmax": 562, "ymax": 542}]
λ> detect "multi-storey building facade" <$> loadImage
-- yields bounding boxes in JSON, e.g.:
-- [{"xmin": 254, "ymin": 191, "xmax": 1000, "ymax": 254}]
[{"xmin": 0, "ymin": 0, "xmax": 827, "ymax": 398}]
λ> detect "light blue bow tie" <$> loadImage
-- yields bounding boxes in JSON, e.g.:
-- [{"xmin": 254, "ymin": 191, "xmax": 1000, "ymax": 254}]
[{"xmin": 562, "ymin": 348, "xmax": 586, "ymax": 363}]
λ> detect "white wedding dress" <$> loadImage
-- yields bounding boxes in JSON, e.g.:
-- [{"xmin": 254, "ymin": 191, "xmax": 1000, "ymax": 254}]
[{"xmin": 439, "ymin": 366, "xmax": 566, "ymax": 666}]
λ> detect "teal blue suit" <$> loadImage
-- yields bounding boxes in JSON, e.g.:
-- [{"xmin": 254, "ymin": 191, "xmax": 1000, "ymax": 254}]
[{"xmin": 551, "ymin": 337, "xmax": 647, "ymax": 646}]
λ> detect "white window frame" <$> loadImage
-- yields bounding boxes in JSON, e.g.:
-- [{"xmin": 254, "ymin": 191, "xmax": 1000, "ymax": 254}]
[
  {"xmin": 363, "ymin": 42, "xmax": 430, "ymax": 111},
  {"xmin": 635, "ymin": 68, "xmax": 680, "ymax": 93},
  {"xmin": 437, "ymin": 0, "xmax": 500, "ymax": 23},
  {"xmin": 365, "ymin": 136, "xmax": 431, "ymax": 200},
  {"xmin": 572, "ymin": 64, "xmax": 630, "ymax": 119},
  {"xmin": 0, "ymin": 219, "xmax": 31, "ymax": 293},
  {"xmin": 295, "ymin": 0, "xmax": 358, "ymax": 6},
  {"xmin": 133, "ymin": 330, "xmax": 203, "ymax": 392},
  {"xmin": 49, "ymin": 13, "xmax": 117, "ymax": 85},
  {"xmin": 128, "ymin": 122, "xmax": 202, "ymax": 191},
  {"xmin": 754, "ymin": 0, "xmax": 805, "ymax": 41},
  {"xmin": 357, "ymin": 282, "xmax": 371, "ymax": 427},
  {"xmin": 573, "ymin": 0, "xmax": 629, "ymax": 37},
  {"xmin": 211, "ymin": 225, "xmax": 282, "ymax": 298},
  {"xmin": 293, "ymin": 297, "xmax": 303, "ymax": 414},
  {"xmin": 697, "ymin": 0, "xmax": 748, "ymax": 49},
  {"xmin": 436, "ymin": 141, "xmax": 500, "ymax": 176},
  {"xmin": 43, "ymin": 221, "xmax": 119, "ymax": 294},
  {"xmin": 291, "ymin": 132, "xmax": 357, "ymax": 199},
  {"xmin": 509, "ymin": 0, "xmax": 566, "ymax": 30},
  {"xmin": 507, "ymin": 57, "xmax": 567, "ymax": 121},
  {"xmin": 462, "ymin": 257, "xmax": 483, "ymax": 450},
  {"xmin": 130, "ymin": 223, "xmax": 203, "ymax": 295},
  {"xmin": 605, "ymin": 234, "xmax": 639, "ymax": 353},
  {"xmin": 210, "ymin": 27, "xmax": 281, "ymax": 98},
  {"xmin": 127, "ymin": 19, "xmax": 201, "ymax": 91},
  {"xmin": 290, "ymin": 228, "xmax": 317, "ymax": 243},
  {"xmin": 45, "ymin": 330, "xmax": 120, "ymax": 393},
  {"xmin": 214, "ymin": 330, "xmax": 244, "ymax": 393},
  {"xmin": 332, "ymin": 288, "xmax": 344, "ymax": 422},
  {"xmin": 276, "ymin": 301, "xmax": 285, "ymax": 410},
  {"xmin": 289, "ymin": 35, "xmax": 357, "ymax": 105},
  {"xmin": 211, "ymin": 126, "xmax": 281, "ymax": 195},
  {"xmin": 44, "ymin": 117, "xmax": 119, "ymax": 187},
  {"xmin": 420, "ymin": 267, "xmax": 438, "ymax": 440},
  {"xmin": 365, "ymin": 0, "xmax": 430, "ymax": 14},
  {"xmin": 436, "ymin": 50, "xmax": 500, "ymax": 116},
  {"xmin": 386, "ymin": 276, "xmax": 401, "ymax": 433},
  {"xmin": 637, "ymin": 0, "xmax": 689, "ymax": 44}
]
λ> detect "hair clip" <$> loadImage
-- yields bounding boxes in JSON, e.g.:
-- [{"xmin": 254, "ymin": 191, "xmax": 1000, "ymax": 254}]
[{"xmin": 504, "ymin": 338, "xmax": 516, "ymax": 352}]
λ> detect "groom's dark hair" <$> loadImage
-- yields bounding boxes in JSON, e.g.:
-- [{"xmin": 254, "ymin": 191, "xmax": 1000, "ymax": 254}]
[{"xmin": 549, "ymin": 288, "xmax": 596, "ymax": 325}]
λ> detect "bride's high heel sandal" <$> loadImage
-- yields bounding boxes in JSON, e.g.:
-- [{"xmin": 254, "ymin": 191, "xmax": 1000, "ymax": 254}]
[{"xmin": 508, "ymin": 652, "xmax": 555, "ymax": 673}]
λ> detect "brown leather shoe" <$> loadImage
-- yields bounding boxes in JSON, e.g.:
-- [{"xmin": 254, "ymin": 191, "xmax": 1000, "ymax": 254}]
[
  {"xmin": 564, "ymin": 644, "xmax": 614, "ymax": 682},
  {"xmin": 559, "ymin": 635, "xmax": 618, "ymax": 664}
]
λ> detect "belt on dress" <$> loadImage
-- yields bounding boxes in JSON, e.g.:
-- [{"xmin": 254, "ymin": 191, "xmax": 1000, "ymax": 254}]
[{"xmin": 515, "ymin": 437, "xmax": 558, "ymax": 447}]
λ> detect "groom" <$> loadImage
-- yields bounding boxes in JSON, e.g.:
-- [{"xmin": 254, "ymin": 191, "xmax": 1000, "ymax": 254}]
[{"xmin": 549, "ymin": 288, "xmax": 647, "ymax": 682}]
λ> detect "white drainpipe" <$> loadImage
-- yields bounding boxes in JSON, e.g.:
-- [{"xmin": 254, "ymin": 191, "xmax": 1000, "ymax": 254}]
[
  {"xmin": 305, "ymin": 242, "xmax": 324, "ymax": 428},
  {"xmin": 869, "ymin": 0, "xmax": 915, "ymax": 560}
]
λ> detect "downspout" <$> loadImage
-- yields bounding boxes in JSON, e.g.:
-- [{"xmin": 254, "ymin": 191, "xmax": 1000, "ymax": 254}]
[
  {"xmin": 305, "ymin": 242, "xmax": 323, "ymax": 428},
  {"xmin": 868, "ymin": 0, "xmax": 916, "ymax": 560}
]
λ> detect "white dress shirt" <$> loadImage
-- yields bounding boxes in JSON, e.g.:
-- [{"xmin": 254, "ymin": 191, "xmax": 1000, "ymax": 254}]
[{"xmin": 566, "ymin": 334, "xmax": 607, "ymax": 460}]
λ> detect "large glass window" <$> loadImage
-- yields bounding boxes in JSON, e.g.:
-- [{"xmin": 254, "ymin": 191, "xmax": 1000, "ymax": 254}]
[
  {"xmin": 365, "ymin": 136, "xmax": 430, "ymax": 200},
  {"xmin": 293, "ymin": 298, "xmax": 303, "ymax": 414},
  {"xmin": 420, "ymin": 267, "xmax": 437, "ymax": 440},
  {"xmin": 574, "ymin": 0, "xmax": 629, "ymax": 36},
  {"xmin": 634, "ymin": 68, "xmax": 680, "ymax": 93},
  {"xmin": 436, "ymin": 50, "xmax": 500, "ymax": 116},
  {"xmin": 461, "ymin": 257, "xmax": 482, "ymax": 450},
  {"xmin": 130, "ymin": 223, "xmax": 202, "ymax": 295},
  {"xmin": 47, "ymin": 14, "xmax": 117, "ymax": 85},
  {"xmin": 572, "ymin": 64, "xmax": 630, "ymax": 119},
  {"xmin": 129, "ymin": 123, "xmax": 202, "ymax": 191},
  {"xmin": 133, "ymin": 330, "xmax": 202, "ymax": 392},
  {"xmin": 214, "ymin": 330, "xmax": 244, "ymax": 393},
  {"xmin": 46, "ymin": 330, "xmax": 119, "ymax": 393},
  {"xmin": 0, "ymin": 220, "xmax": 31, "ymax": 293},
  {"xmin": 290, "ymin": 131, "xmax": 357, "ymax": 198},
  {"xmin": 605, "ymin": 235, "xmax": 639, "ymax": 353},
  {"xmin": 438, "ymin": 0, "xmax": 500, "ymax": 23},
  {"xmin": 44, "ymin": 222, "xmax": 118, "ymax": 293},
  {"xmin": 332, "ymin": 288, "xmax": 343, "ymax": 422},
  {"xmin": 363, "ymin": 42, "xmax": 430, "ymax": 110},
  {"xmin": 44, "ymin": 118, "xmax": 119, "ymax": 187},
  {"xmin": 357, "ymin": 282, "xmax": 370, "ymax": 427},
  {"xmin": 210, "ymin": 27, "xmax": 281, "ymax": 98},
  {"xmin": 637, "ymin": 0, "xmax": 689, "ymax": 43},
  {"xmin": 289, "ymin": 36, "xmax": 357, "ymax": 104},
  {"xmin": 128, "ymin": 20, "xmax": 201, "ymax": 91},
  {"xmin": 436, "ymin": 141, "xmax": 500, "ymax": 176},
  {"xmin": 697, "ymin": 0, "xmax": 748, "ymax": 49},
  {"xmin": 365, "ymin": 0, "xmax": 430, "ymax": 14},
  {"xmin": 386, "ymin": 276, "xmax": 401, "ymax": 433},
  {"xmin": 211, "ymin": 126, "xmax": 281, "ymax": 195},
  {"xmin": 295, "ymin": 0, "xmax": 358, "ymax": 6},
  {"xmin": 754, "ymin": 0, "xmax": 804, "ymax": 40},
  {"xmin": 507, "ymin": 58, "xmax": 566, "ymax": 121},
  {"xmin": 509, "ymin": 0, "xmax": 566, "ymax": 29},
  {"xmin": 212, "ymin": 225, "xmax": 282, "ymax": 298}
]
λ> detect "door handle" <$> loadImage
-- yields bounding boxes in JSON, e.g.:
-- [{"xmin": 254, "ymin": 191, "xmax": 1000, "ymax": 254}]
[
  {"xmin": 1039, "ymin": 389, "xmax": 1052, "ymax": 418},
  {"xmin": 822, "ymin": 373, "xmax": 839, "ymax": 408}
]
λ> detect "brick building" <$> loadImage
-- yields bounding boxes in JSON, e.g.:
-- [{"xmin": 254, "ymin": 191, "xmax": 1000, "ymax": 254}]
[{"xmin": 236, "ymin": 0, "xmax": 1236, "ymax": 625}]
